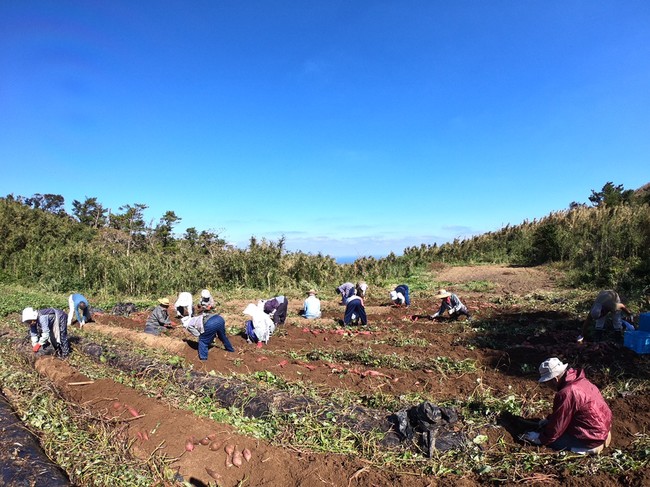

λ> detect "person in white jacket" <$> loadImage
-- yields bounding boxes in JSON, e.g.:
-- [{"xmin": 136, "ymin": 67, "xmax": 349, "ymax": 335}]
[
  {"xmin": 243, "ymin": 303, "xmax": 276, "ymax": 348},
  {"xmin": 175, "ymin": 291, "xmax": 194, "ymax": 318}
]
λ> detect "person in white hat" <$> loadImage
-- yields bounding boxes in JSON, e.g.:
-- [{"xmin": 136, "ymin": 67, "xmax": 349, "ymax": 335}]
[
  {"xmin": 430, "ymin": 289, "xmax": 471, "ymax": 321},
  {"xmin": 21, "ymin": 307, "xmax": 71, "ymax": 358},
  {"xmin": 578, "ymin": 290, "xmax": 632, "ymax": 342},
  {"xmin": 521, "ymin": 357, "xmax": 612, "ymax": 454},
  {"xmin": 356, "ymin": 281, "xmax": 369, "ymax": 299},
  {"xmin": 198, "ymin": 289, "xmax": 215, "ymax": 311},
  {"xmin": 302, "ymin": 289, "xmax": 322, "ymax": 319}
]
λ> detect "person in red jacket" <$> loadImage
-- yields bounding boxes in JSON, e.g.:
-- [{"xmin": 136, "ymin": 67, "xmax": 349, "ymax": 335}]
[{"xmin": 521, "ymin": 357, "xmax": 612, "ymax": 454}]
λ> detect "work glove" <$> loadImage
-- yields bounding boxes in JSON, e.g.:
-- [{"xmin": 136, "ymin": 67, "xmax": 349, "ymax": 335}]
[
  {"xmin": 448, "ymin": 311, "xmax": 455, "ymax": 318},
  {"xmin": 576, "ymin": 335, "xmax": 584, "ymax": 343},
  {"xmin": 32, "ymin": 343, "xmax": 41, "ymax": 353},
  {"xmin": 520, "ymin": 431, "xmax": 541, "ymax": 445}
]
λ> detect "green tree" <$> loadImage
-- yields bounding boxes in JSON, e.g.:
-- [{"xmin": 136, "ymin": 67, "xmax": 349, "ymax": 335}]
[
  {"xmin": 154, "ymin": 211, "xmax": 181, "ymax": 250},
  {"xmin": 72, "ymin": 197, "xmax": 107, "ymax": 228},
  {"xmin": 109, "ymin": 203, "xmax": 148, "ymax": 256},
  {"xmin": 588, "ymin": 182, "xmax": 634, "ymax": 207}
]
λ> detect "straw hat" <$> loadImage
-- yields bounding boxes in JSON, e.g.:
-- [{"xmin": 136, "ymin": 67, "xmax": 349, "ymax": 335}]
[
  {"xmin": 538, "ymin": 357, "xmax": 568, "ymax": 382},
  {"xmin": 158, "ymin": 298, "xmax": 170, "ymax": 306},
  {"xmin": 434, "ymin": 289, "xmax": 452, "ymax": 299}
]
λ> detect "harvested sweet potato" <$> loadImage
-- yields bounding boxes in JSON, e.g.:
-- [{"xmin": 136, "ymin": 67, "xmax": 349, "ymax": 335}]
[
  {"xmin": 243, "ymin": 448, "xmax": 252, "ymax": 462},
  {"xmin": 199, "ymin": 437, "xmax": 210, "ymax": 445},
  {"xmin": 208, "ymin": 440, "xmax": 223, "ymax": 451},
  {"xmin": 232, "ymin": 447, "xmax": 243, "ymax": 467},
  {"xmin": 185, "ymin": 440, "xmax": 194, "ymax": 452},
  {"xmin": 205, "ymin": 467, "xmax": 222, "ymax": 480}
]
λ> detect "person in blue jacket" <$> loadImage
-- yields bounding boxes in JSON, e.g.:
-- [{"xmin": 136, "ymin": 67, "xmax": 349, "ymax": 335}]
[{"xmin": 67, "ymin": 293, "xmax": 93, "ymax": 328}]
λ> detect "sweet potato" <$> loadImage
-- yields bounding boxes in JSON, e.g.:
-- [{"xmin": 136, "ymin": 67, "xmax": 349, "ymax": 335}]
[
  {"xmin": 232, "ymin": 447, "xmax": 243, "ymax": 467},
  {"xmin": 205, "ymin": 467, "xmax": 222, "ymax": 480},
  {"xmin": 243, "ymin": 448, "xmax": 252, "ymax": 462},
  {"xmin": 209, "ymin": 440, "xmax": 223, "ymax": 451}
]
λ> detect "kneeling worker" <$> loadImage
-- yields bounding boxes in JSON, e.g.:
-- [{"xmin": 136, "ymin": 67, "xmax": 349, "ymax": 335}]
[{"xmin": 521, "ymin": 357, "xmax": 612, "ymax": 454}]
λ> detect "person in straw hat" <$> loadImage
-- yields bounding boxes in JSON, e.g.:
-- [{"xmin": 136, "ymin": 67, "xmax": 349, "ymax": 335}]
[
  {"xmin": 144, "ymin": 298, "xmax": 175, "ymax": 335},
  {"xmin": 302, "ymin": 289, "xmax": 322, "ymax": 319},
  {"xmin": 430, "ymin": 289, "xmax": 471, "ymax": 321},
  {"xmin": 520, "ymin": 357, "xmax": 612, "ymax": 454}
]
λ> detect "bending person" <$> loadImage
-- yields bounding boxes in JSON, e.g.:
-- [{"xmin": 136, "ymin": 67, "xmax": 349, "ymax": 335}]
[
  {"xmin": 344, "ymin": 294, "xmax": 367, "ymax": 326},
  {"xmin": 182, "ymin": 313, "xmax": 234, "ymax": 360},
  {"xmin": 22, "ymin": 307, "xmax": 70, "ymax": 359},
  {"xmin": 67, "ymin": 293, "xmax": 93, "ymax": 328}
]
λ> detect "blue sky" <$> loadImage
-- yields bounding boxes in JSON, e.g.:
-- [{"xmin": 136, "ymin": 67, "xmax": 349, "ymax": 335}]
[{"xmin": 1, "ymin": 1, "xmax": 649, "ymax": 259}]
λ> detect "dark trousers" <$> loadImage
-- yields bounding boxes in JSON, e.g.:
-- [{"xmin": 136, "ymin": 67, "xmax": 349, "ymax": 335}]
[
  {"xmin": 273, "ymin": 300, "xmax": 289, "ymax": 325},
  {"xmin": 199, "ymin": 315, "xmax": 234, "ymax": 360},
  {"xmin": 344, "ymin": 300, "xmax": 367, "ymax": 326},
  {"xmin": 396, "ymin": 285, "xmax": 411, "ymax": 306}
]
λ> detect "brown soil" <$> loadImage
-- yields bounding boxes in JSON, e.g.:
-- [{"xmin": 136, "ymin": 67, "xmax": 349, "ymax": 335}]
[{"xmin": 7, "ymin": 265, "xmax": 650, "ymax": 486}]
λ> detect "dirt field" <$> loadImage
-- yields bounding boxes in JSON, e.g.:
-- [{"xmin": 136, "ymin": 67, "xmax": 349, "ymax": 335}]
[{"xmin": 2, "ymin": 265, "xmax": 649, "ymax": 486}]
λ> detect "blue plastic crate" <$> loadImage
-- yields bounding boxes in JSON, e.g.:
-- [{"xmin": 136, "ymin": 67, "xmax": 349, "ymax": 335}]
[
  {"xmin": 638, "ymin": 312, "xmax": 650, "ymax": 332},
  {"xmin": 624, "ymin": 330, "xmax": 650, "ymax": 354}
]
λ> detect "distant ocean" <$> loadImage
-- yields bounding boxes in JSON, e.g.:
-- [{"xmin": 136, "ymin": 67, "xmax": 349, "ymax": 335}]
[{"xmin": 335, "ymin": 255, "xmax": 386, "ymax": 264}]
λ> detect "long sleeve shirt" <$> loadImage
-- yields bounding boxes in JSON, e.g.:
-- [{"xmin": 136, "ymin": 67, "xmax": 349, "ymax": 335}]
[
  {"xmin": 303, "ymin": 295, "xmax": 322, "ymax": 319},
  {"xmin": 182, "ymin": 314, "xmax": 206, "ymax": 337},
  {"xmin": 432, "ymin": 294, "xmax": 466, "ymax": 317},
  {"xmin": 144, "ymin": 305, "xmax": 172, "ymax": 334},
  {"xmin": 70, "ymin": 293, "xmax": 89, "ymax": 324},
  {"xmin": 244, "ymin": 303, "xmax": 275, "ymax": 343},
  {"xmin": 539, "ymin": 368, "xmax": 612, "ymax": 448}
]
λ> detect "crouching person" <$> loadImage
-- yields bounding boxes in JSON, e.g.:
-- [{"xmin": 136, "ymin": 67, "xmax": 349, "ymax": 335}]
[
  {"xmin": 243, "ymin": 303, "xmax": 276, "ymax": 348},
  {"xmin": 182, "ymin": 313, "xmax": 234, "ymax": 360},
  {"xmin": 344, "ymin": 294, "xmax": 367, "ymax": 326},
  {"xmin": 521, "ymin": 358, "xmax": 612, "ymax": 454},
  {"xmin": 22, "ymin": 307, "xmax": 70, "ymax": 359},
  {"xmin": 430, "ymin": 289, "xmax": 471, "ymax": 321}
]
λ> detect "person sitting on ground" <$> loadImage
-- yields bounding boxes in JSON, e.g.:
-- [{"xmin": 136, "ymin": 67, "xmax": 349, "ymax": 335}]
[
  {"xmin": 578, "ymin": 290, "xmax": 633, "ymax": 342},
  {"xmin": 521, "ymin": 358, "xmax": 612, "ymax": 454},
  {"xmin": 430, "ymin": 289, "xmax": 471, "ymax": 321},
  {"xmin": 243, "ymin": 302, "xmax": 276, "ymax": 348},
  {"xmin": 198, "ymin": 289, "xmax": 215, "ymax": 311},
  {"xmin": 175, "ymin": 291, "xmax": 194, "ymax": 318},
  {"xmin": 22, "ymin": 307, "xmax": 71, "ymax": 359},
  {"xmin": 181, "ymin": 312, "xmax": 234, "ymax": 360},
  {"xmin": 144, "ymin": 298, "xmax": 174, "ymax": 335},
  {"xmin": 356, "ymin": 281, "xmax": 369, "ymax": 299},
  {"xmin": 67, "ymin": 292, "xmax": 93, "ymax": 328},
  {"xmin": 344, "ymin": 293, "xmax": 367, "ymax": 326},
  {"xmin": 336, "ymin": 282, "xmax": 356, "ymax": 305},
  {"xmin": 389, "ymin": 284, "xmax": 411, "ymax": 307},
  {"xmin": 262, "ymin": 295, "xmax": 289, "ymax": 326},
  {"xmin": 302, "ymin": 289, "xmax": 322, "ymax": 319}
]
